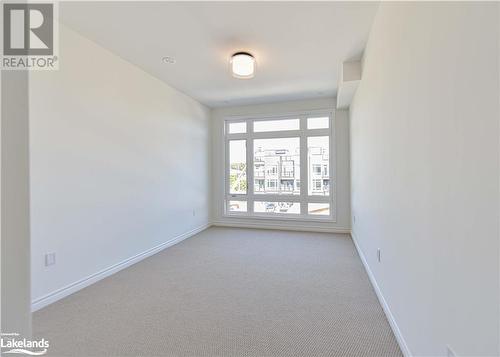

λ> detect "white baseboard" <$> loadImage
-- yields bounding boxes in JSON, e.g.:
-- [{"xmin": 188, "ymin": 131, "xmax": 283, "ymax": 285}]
[
  {"xmin": 212, "ymin": 220, "xmax": 351, "ymax": 234},
  {"xmin": 31, "ymin": 223, "xmax": 211, "ymax": 312},
  {"xmin": 350, "ymin": 231, "xmax": 412, "ymax": 357}
]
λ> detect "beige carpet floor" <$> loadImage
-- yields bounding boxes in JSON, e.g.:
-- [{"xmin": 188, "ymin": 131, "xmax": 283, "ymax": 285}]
[{"xmin": 33, "ymin": 227, "xmax": 402, "ymax": 357}]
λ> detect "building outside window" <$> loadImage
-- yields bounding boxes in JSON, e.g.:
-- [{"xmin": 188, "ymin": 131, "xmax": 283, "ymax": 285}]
[{"xmin": 312, "ymin": 179, "xmax": 322, "ymax": 192}]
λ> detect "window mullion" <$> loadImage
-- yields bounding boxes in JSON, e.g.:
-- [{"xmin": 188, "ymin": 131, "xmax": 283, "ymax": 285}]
[
  {"xmin": 330, "ymin": 113, "xmax": 336, "ymax": 221},
  {"xmin": 224, "ymin": 138, "xmax": 229, "ymax": 215},
  {"xmin": 247, "ymin": 119, "xmax": 254, "ymax": 213},
  {"xmin": 299, "ymin": 116, "xmax": 308, "ymax": 216}
]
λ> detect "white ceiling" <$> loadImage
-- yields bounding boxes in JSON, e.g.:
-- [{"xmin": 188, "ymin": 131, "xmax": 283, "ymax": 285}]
[{"xmin": 61, "ymin": 2, "xmax": 379, "ymax": 108}]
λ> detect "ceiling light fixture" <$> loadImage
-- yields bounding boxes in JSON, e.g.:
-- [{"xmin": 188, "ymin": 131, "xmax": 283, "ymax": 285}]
[{"xmin": 230, "ymin": 52, "xmax": 255, "ymax": 79}]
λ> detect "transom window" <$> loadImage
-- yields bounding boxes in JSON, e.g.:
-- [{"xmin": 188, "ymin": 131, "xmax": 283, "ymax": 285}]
[{"xmin": 224, "ymin": 112, "xmax": 334, "ymax": 219}]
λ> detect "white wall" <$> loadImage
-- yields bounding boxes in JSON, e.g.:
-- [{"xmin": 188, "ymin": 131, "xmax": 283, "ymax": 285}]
[
  {"xmin": 211, "ymin": 98, "xmax": 351, "ymax": 233},
  {"xmin": 350, "ymin": 3, "xmax": 499, "ymax": 356},
  {"xmin": 1, "ymin": 71, "xmax": 32, "ymax": 337},
  {"xmin": 29, "ymin": 25, "xmax": 211, "ymax": 306}
]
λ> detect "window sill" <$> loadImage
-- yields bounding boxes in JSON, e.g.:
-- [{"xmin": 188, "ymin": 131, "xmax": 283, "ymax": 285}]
[{"xmin": 222, "ymin": 212, "xmax": 337, "ymax": 224}]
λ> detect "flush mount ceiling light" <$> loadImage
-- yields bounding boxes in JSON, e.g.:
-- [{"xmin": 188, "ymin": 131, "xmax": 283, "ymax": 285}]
[{"xmin": 230, "ymin": 52, "xmax": 255, "ymax": 79}]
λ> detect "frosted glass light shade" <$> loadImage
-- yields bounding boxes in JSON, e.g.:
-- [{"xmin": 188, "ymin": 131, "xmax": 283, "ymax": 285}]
[{"xmin": 230, "ymin": 52, "xmax": 255, "ymax": 79}]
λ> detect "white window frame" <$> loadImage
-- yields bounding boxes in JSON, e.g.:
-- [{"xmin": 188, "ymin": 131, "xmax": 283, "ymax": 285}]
[{"xmin": 223, "ymin": 109, "xmax": 336, "ymax": 222}]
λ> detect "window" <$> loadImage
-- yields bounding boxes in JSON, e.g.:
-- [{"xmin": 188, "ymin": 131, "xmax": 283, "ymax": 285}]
[
  {"xmin": 254, "ymin": 137, "xmax": 300, "ymax": 195},
  {"xmin": 266, "ymin": 179, "xmax": 277, "ymax": 190},
  {"xmin": 228, "ymin": 140, "xmax": 247, "ymax": 194},
  {"xmin": 312, "ymin": 179, "xmax": 322, "ymax": 191},
  {"xmin": 266, "ymin": 165, "xmax": 278, "ymax": 176},
  {"xmin": 308, "ymin": 136, "xmax": 329, "ymax": 196},
  {"xmin": 254, "ymin": 179, "xmax": 265, "ymax": 192},
  {"xmin": 255, "ymin": 163, "xmax": 265, "ymax": 177},
  {"xmin": 228, "ymin": 201, "xmax": 247, "ymax": 212},
  {"xmin": 308, "ymin": 203, "xmax": 330, "ymax": 215},
  {"xmin": 307, "ymin": 116, "xmax": 329, "ymax": 129},
  {"xmin": 254, "ymin": 202, "xmax": 300, "ymax": 215},
  {"xmin": 224, "ymin": 113, "xmax": 334, "ymax": 219},
  {"xmin": 254, "ymin": 118, "xmax": 300, "ymax": 132},
  {"xmin": 228, "ymin": 121, "xmax": 247, "ymax": 134}
]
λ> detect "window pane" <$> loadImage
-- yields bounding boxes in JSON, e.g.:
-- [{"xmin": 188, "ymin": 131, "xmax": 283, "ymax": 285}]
[
  {"xmin": 307, "ymin": 116, "xmax": 329, "ymax": 129},
  {"xmin": 228, "ymin": 200, "xmax": 247, "ymax": 212},
  {"xmin": 308, "ymin": 136, "xmax": 329, "ymax": 196},
  {"xmin": 229, "ymin": 140, "xmax": 247, "ymax": 194},
  {"xmin": 228, "ymin": 122, "xmax": 246, "ymax": 134},
  {"xmin": 308, "ymin": 203, "xmax": 330, "ymax": 215},
  {"xmin": 254, "ymin": 201, "xmax": 300, "ymax": 214},
  {"xmin": 254, "ymin": 137, "xmax": 300, "ymax": 195},
  {"xmin": 253, "ymin": 119, "xmax": 300, "ymax": 132}
]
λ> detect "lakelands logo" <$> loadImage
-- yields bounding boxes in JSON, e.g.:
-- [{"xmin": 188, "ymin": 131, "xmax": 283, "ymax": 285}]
[
  {"xmin": 2, "ymin": 2, "xmax": 59, "ymax": 70},
  {"xmin": 1, "ymin": 333, "xmax": 49, "ymax": 355}
]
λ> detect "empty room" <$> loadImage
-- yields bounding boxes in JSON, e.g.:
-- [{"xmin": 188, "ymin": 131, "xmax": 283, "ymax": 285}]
[{"xmin": 1, "ymin": 1, "xmax": 499, "ymax": 356}]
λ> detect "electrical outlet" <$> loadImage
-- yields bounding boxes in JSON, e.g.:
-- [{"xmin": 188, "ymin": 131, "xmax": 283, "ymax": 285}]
[
  {"xmin": 45, "ymin": 252, "xmax": 56, "ymax": 267},
  {"xmin": 192, "ymin": 209, "xmax": 196, "ymax": 217},
  {"xmin": 377, "ymin": 248, "xmax": 381, "ymax": 263},
  {"xmin": 446, "ymin": 345, "xmax": 456, "ymax": 357},
  {"xmin": 353, "ymin": 215, "xmax": 356, "ymax": 224}
]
